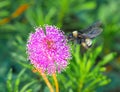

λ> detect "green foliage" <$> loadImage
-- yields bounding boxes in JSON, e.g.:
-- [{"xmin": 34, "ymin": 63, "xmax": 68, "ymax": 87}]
[
  {"xmin": 6, "ymin": 69, "xmax": 38, "ymax": 92},
  {"xmin": 58, "ymin": 45, "xmax": 116, "ymax": 92},
  {"xmin": 0, "ymin": 0, "xmax": 120, "ymax": 92}
]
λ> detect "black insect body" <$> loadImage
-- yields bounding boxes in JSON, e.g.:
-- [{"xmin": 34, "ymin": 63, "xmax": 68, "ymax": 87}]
[{"xmin": 68, "ymin": 21, "xmax": 103, "ymax": 49}]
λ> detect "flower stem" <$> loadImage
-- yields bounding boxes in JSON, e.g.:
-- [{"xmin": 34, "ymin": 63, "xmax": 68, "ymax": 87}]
[
  {"xmin": 37, "ymin": 68, "xmax": 54, "ymax": 92},
  {"xmin": 52, "ymin": 73, "xmax": 59, "ymax": 92}
]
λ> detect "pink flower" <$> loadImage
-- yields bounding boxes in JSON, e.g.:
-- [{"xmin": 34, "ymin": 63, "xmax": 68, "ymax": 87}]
[{"xmin": 27, "ymin": 25, "xmax": 71, "ymax": 75}]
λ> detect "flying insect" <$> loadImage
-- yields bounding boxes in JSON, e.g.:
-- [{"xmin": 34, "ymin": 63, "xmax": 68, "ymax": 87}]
[{"xmin": 67, "ymin": 21, "xmax": 103, "ymax": 49}]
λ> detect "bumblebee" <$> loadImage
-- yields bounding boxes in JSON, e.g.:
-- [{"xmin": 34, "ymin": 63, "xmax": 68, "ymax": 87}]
[{"xmin": 67, "ymin": 21, "xmax": 103, "ymax": 49}]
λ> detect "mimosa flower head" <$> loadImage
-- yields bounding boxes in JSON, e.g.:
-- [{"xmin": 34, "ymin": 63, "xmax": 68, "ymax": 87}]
[{"xmin": 27, "ymin": 25, "xmax": 71, "ymax": 75}]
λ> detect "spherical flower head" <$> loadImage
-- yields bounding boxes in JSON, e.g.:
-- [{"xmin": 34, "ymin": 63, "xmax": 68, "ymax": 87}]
[{"xmin": 27, "ymin": 25, "xmax": 71, "ymax": 75}]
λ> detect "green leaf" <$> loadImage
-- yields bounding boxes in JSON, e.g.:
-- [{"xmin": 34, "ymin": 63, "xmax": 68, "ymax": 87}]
[
  {"xmin": 14, "ymin": 69, "xmax": 26, "ymax": 92},
  {"xmin": 20, "ymin": 80, "xmax": 37, "ymax": 92},
  {"xmin": 25, "ymin": 89, "xmax": 32, "ymax": 92},
  {"xmin": 0, "ymin": 1, "xmax": 10, "ymax": 8},
  {"xmin": 25, "ymin": 8, "xmax": 36, "ymax": 26},
  {"xmin": 73, "ymin": 1, "xmax": 96, "ymax": 13},
  {"xmin": 73, "ymin": 45, "xmax": 81, "ymax": 63},
  {"xmin": 45, "ymin": 7, "xmax": 56, "ymax": 24},
  {"xmin": 6, "ymin": 69, "xmax": 13, "ymax": 92},
  {"xmin": 98, "ymin": 53, "xmax": 116, "ymax": 66},
  {"xmin": 92, "ymin": 46, "xmax": 103, "ymax": 60},
  {"xmin": 99, "ymin": 79, "xmax": 111, "ymax": 86},
  {"xmin": 0, "ymin": 10, "xmax": 9, "ymax": 17},
  {"xmin": 80, "ymin": 2, "xmax": 96, "ymax": 10},
  {"xmin": 36, "ymin": 7, "xmax": 44, "ymax": 25},
  {"xmin": 86, "ymin": 59, "xmax": 92, "ymax": 73}
]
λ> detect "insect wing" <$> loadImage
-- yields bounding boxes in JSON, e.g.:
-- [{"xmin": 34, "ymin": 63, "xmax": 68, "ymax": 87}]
[
  {"xmin": 82, "ymin": 21, "xmax": 103, "ymax": 38},
  {"xmin": 83, "ymin": 27, "xmax": 103, "ymax": 38},
  {"xmin": 81, "ymin": 21, "xmax": 102, "ymax": 33}
]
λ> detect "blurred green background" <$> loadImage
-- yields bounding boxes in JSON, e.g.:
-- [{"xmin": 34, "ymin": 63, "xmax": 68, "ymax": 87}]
[{"xmin": 0, "ymin": 0, "xmax": 120, "ymax": 92}]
